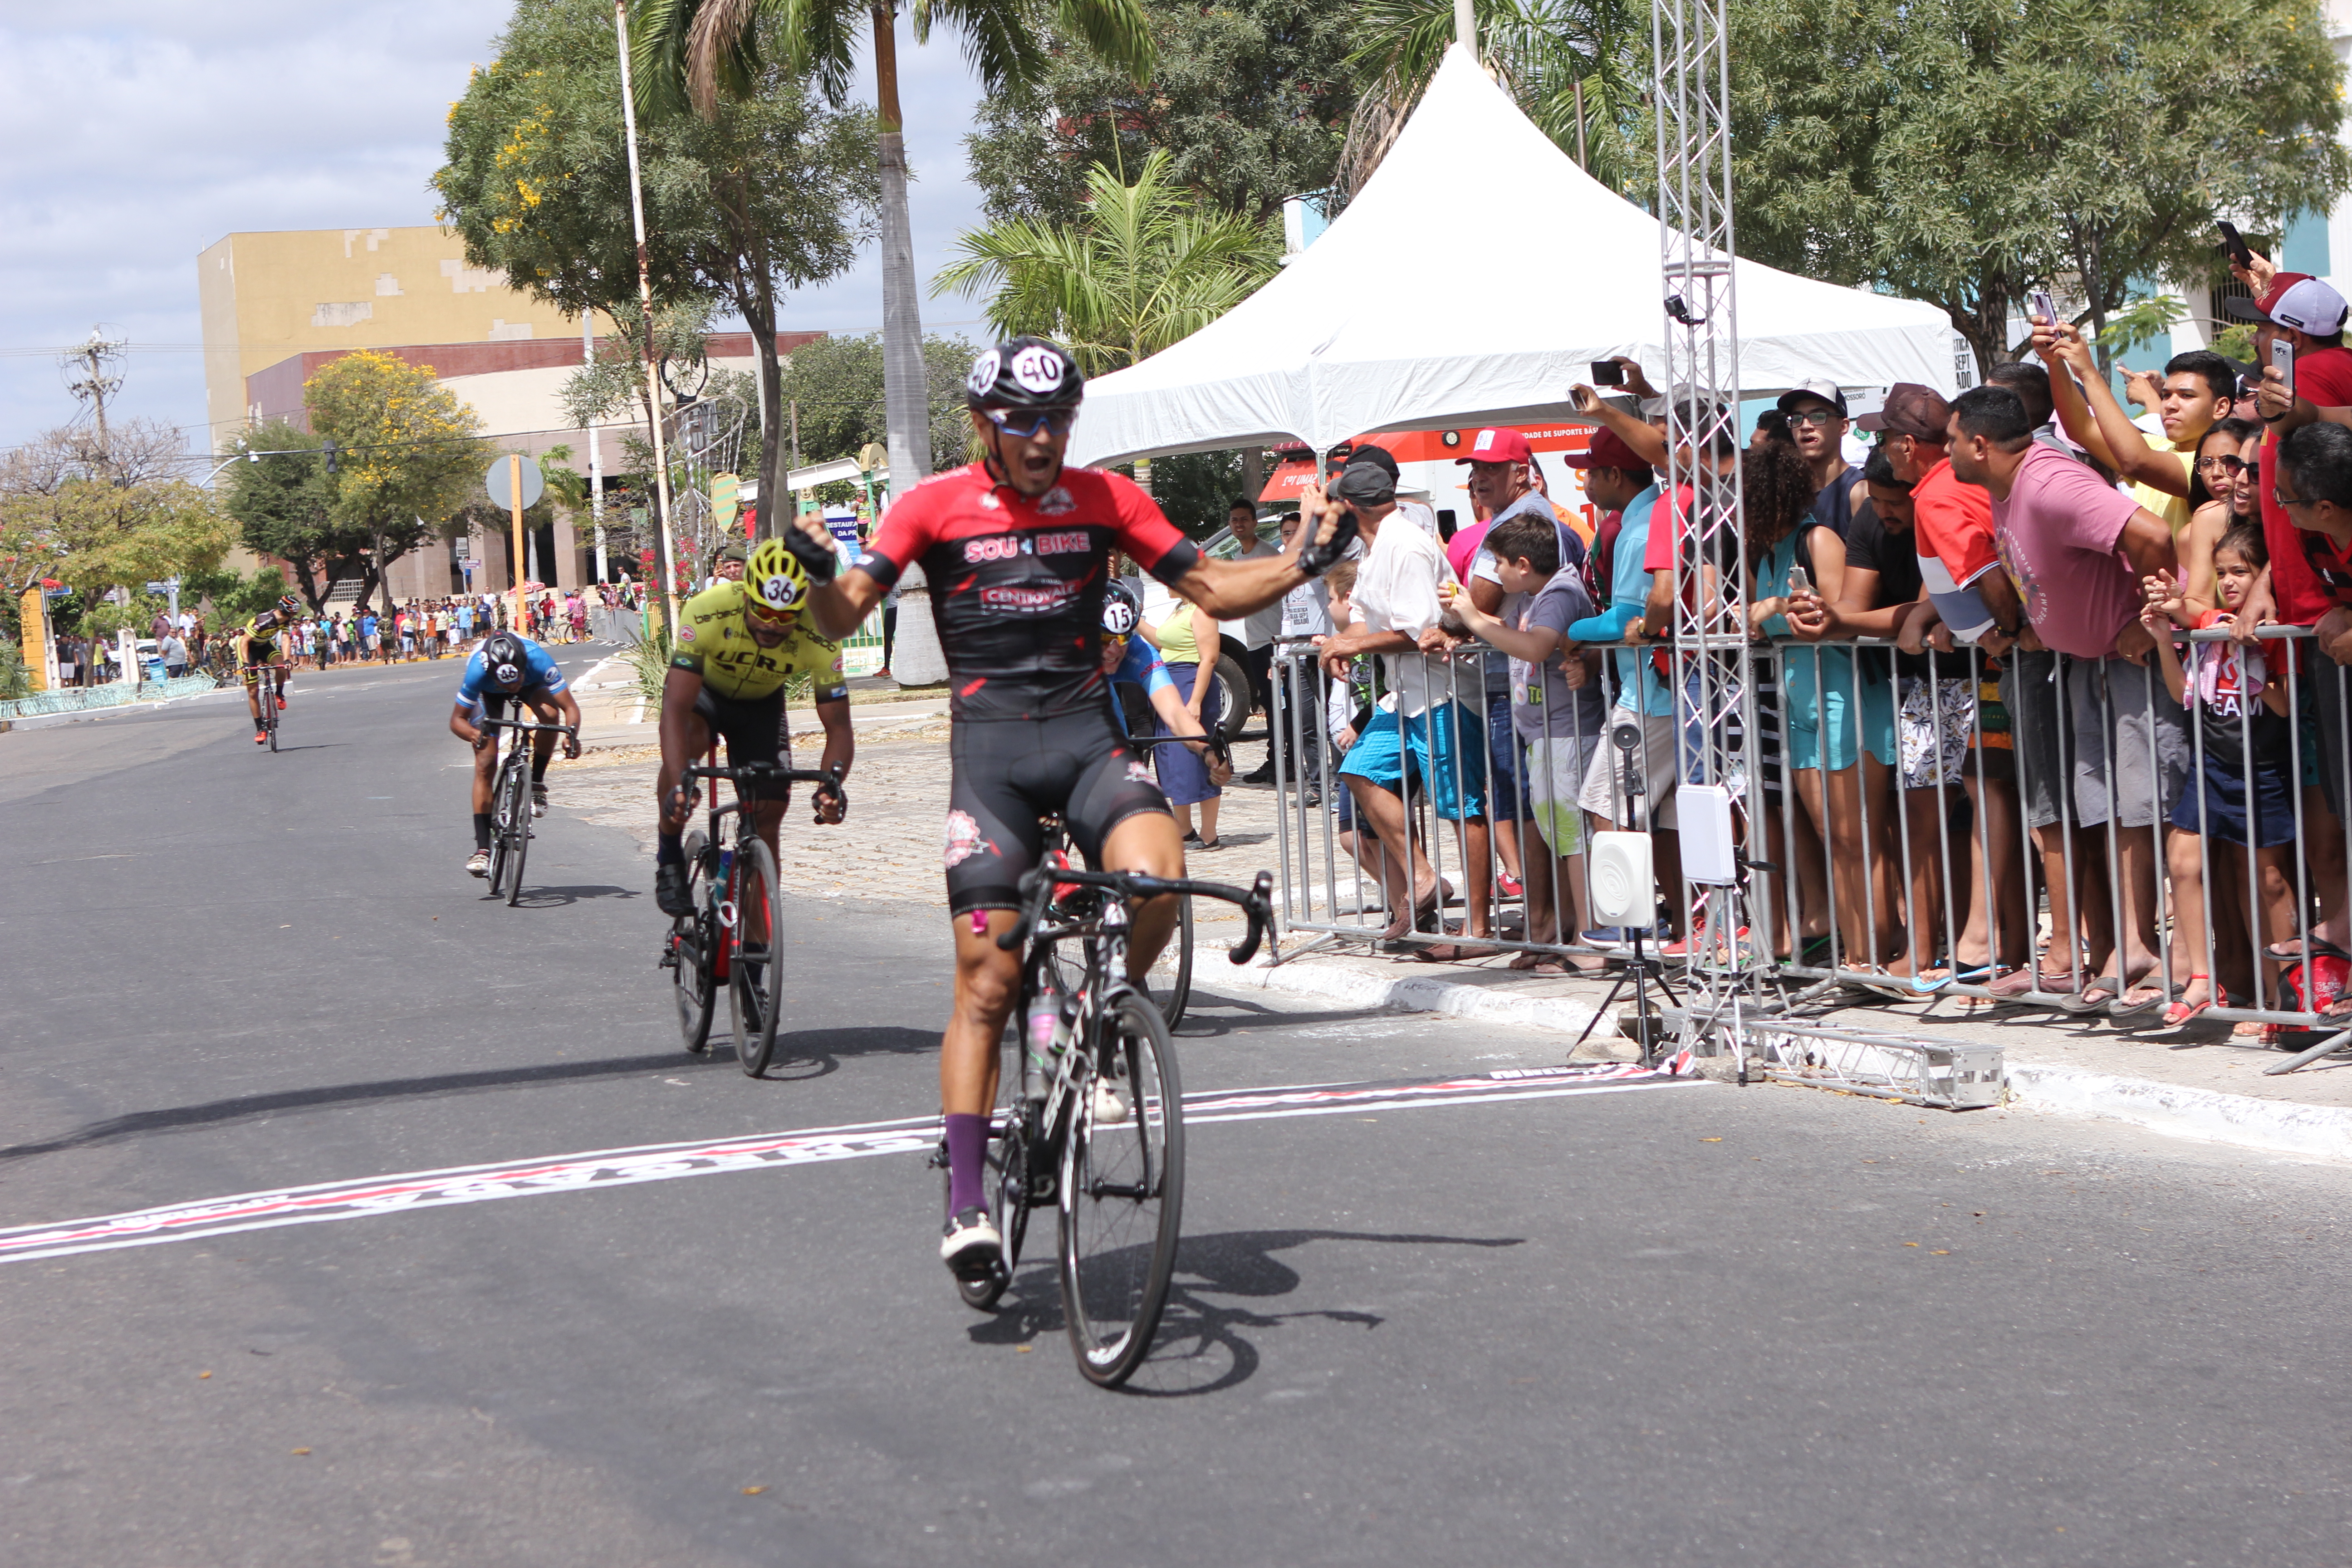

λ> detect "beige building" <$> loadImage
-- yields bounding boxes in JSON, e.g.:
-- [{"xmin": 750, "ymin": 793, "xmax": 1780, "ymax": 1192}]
[{"xmin": 197, "ymin": 225, "xmax": 606, "ymax": 452}]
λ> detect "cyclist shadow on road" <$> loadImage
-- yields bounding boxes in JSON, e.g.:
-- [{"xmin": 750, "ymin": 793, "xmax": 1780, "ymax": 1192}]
[
  {"xmin": 750, "ymin": 1025, "xmax": 939, "ymax": 1083},
  {"xmin": 967, "ymin": 1227, "xmax": 1523, "ymax": 1396},
  {"xmin": 505, "ymin": 884, "xmax": 640, "ymax": 908}
]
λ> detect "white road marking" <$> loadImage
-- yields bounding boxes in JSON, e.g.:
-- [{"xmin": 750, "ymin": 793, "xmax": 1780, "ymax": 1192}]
[{"xmin": 0, "ymin": 1064, "xmax": 1692, "ymax": 1265}]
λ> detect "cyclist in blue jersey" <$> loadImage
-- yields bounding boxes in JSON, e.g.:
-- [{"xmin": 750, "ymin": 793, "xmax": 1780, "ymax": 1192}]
[
  {"xmin": 1100, "ymin": 581, "xmax": 1229, "ymax": 783},
  {"xmin": 450, "ymin": 631, "xmax": 582, "ymax": 876}
]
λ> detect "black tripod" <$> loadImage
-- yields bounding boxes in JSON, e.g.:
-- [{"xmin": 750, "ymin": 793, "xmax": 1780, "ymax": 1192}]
[{"xmin": 1573, "ymin": 720, "xmax": 1680, "ymax": 1065}]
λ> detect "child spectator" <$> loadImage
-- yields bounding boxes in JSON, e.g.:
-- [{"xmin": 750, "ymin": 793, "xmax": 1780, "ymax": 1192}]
[
  {"xmin": 2143, "ymin": 524, "xmax": 2298, "ymax": 1024},
  {"xmin": 1442, "ymin": 511, "xmax": 1607, "ymax": 970}
]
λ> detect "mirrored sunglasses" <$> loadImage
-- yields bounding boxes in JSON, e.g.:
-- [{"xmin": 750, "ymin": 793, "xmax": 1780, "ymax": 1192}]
[{"xmin": 984, "ymin": 406, "xmax": 1078, "ymax": 440}]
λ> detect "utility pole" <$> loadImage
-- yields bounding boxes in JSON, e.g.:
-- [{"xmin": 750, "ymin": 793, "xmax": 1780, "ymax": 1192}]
[
  {"xmin": 585, "ymin": 315, "xmax": 608, "ymax": 583},
  {"xmin": 614, "ymin": 0, "xmax": 682, "ymax": 641},
  {"xmin": 62, "ymin": 327, "xmax": 127, "ymax": 465}
]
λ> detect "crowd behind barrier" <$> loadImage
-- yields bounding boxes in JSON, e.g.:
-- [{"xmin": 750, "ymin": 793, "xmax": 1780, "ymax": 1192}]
[{"xmin": 1250, "ymin": 294, "xmax": 2352, "ymax": 1044}]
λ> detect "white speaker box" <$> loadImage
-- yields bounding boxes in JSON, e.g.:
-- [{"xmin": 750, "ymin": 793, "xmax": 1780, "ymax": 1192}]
[
  {"xmin": 1588, "ymin": 831, "xmax": 1654, "ymax": 926},
  {"xmin": 1679, "ymin": 784, "xmax": 1739, "ymax": 885}
]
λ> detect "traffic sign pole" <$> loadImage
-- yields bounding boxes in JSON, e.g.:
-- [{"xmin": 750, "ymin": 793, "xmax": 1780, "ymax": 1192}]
[{"xmin": 508, "ymin": 454, "xmax": 529, "ymax": 637}]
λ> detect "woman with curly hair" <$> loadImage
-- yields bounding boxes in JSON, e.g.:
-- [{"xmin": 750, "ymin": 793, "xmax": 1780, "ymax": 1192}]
[{"xmin": 1747, "ymin": 441, "xmax": 1901, "ymax": 985}]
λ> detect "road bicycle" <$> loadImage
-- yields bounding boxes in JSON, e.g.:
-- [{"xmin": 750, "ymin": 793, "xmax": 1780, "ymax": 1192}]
[
  {"xmin": 240, "ymin": 664, "xmax": 285, "ymax": 752},
  {"xmin": 952, "ymin": 854, "xmax": 1272, "ymax": 1387},
  {"xmin": 1112, "ymin": 723, "xmax": 1233, "ymax": 1029},
  {"xmin": 662, "ymin": 759, "xmax": 848, "ymax": 1077},
  {"xmin": 479, "ymin": 717, "xmax": 578, "ymax": 907}
]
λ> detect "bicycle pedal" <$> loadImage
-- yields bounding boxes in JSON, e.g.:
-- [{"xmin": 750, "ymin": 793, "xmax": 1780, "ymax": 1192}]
[{"xmin": 926, "ymin": 1140, "xmax": 949, "ymax": 1170}]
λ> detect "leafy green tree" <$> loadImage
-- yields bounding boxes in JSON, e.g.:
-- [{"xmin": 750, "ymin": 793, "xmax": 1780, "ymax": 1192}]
[
  {"xmin": 1726, "ymin": 0, "xmax": 2352, "ymax": 375},
  {"xmin": 436, "ymin": 0, "xmax": 876, "ymax": 541},
  {"xmin": 963, "ymin": 0, "xmax": 1359, "ymax": 228},
  {"xmin": 1346, "ymin": 0, "xmax": 1647, "ymax": 195},
  {"xmin": 630, "ymin": 0, "xmax": 1156, "ymax": 503},
  {"xmin": 935, "ymin": 151, "xmax": 1280, "ymax": 374},
  {"xmin": 782, "ymin": 331, "xmax": 982, "ymax": 476},
  {"xmin": 0, "ymin": 421, "xmax": 234, "ymax": 613},
  {"xmin": 305, "ymin": 352, "xmax": 490, "ymax": 612}
]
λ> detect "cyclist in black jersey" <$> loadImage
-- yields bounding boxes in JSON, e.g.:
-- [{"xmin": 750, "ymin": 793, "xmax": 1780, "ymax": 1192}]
[{"xmin": 790, "ymin": 335, "xmax": 1357, "ymax": 1281}]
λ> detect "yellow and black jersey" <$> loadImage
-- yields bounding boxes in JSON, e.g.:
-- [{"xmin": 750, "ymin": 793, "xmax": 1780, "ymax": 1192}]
[
  {"xmin": 668, "ymin": 581, "xmax": 848, "ymax": 703},
  {"xmin": 232, "ymin": 610, "xmax": 290, "ymax": 661}
]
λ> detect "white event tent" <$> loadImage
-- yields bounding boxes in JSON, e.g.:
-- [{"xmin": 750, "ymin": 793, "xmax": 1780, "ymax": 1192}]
[{"xmin": 1068, "ymin": 44, "xmax": 1958, "ymax": 469}]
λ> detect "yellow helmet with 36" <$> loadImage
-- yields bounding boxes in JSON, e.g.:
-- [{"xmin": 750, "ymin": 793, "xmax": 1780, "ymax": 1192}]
[{"xmin": 744, "ymin": 537, "xmax": 812, "ymax": 615}]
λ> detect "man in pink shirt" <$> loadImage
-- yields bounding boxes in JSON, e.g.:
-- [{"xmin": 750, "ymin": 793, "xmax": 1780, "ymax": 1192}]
[{"xmin": 1948, "ymin": 384, "xmax": 2182, "ymax": 1018}]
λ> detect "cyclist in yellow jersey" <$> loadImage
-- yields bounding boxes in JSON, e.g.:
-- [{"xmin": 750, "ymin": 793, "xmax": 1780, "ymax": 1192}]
[
  {"xmin": 654, "ymin": 538, "xmax": 856, "ymax": 915},
  {"xmin": 230, "ymin": 594, "xmax": 302, "ymax": 744}
]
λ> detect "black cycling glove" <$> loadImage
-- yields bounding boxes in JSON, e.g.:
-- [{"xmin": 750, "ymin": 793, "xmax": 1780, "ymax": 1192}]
[
  {"xmin": 1296, "ymin": 510, "xmax": 1360, "ymax": 578},
  {"xmin": 784, "ymin": 518, "xmax": 841, "ymax": 586}
]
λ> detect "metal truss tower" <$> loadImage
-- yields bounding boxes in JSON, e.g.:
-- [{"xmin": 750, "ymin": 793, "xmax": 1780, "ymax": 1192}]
[{"xmin": 1651, "ymin": 0, "xmax": 1771, "ymax": 1051}]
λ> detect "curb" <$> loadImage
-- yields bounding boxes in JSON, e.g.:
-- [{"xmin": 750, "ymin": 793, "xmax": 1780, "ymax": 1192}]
[
  {"xmin": 2005, "ymin": 1063, "xmax": 2352, "ymax": 1164},
  {"xmin": 1241, "ymin": 950, "xmax": 2352, "ymax": 1161}
]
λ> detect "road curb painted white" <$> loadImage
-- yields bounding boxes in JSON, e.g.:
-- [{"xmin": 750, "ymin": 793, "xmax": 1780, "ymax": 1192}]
[
  {"xmin": 1245, "ymin": 951, "xmax": 2352, "ymax": 1161},
  {"xmin": 2005, "ymin": 1063, "xmax": 2352, "ymax": 1163},
  {"xmin": 1237, "ymin": 949, "xmax": 1610, "ymax": 1036}
]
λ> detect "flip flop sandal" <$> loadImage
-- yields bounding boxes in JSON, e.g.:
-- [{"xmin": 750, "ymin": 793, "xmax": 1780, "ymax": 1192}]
[
  {"xmin": 2108, "ymin": 985, "xmax": 2172, "ymax": 1024},
  {"xmin": 2162, "ymin": 976, "xmax": 2214, "ymax": 1028},
  {"xmin": 1906, "ymin": 965, "xmax": 1957, "ymax": 995},
  {"xmin": 1949, "ymin": 962, "xmax": 1995, "ymax": 986},
  {"xmin": 2265, "ymin": 937, "xmax": 2352, "ymax": 962},
  {"xmin": 1988, "ymin": 966, "xmax": 2079, "ymax": 999},
  {"xmin": 2055, "ymin": 976, "xmax": 2125, "ymax": 1014}
]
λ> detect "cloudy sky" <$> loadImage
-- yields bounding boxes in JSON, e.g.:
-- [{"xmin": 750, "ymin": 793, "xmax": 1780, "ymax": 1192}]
[{"xmin": 0, "ymin": 1, "xmax": 992, "ymax": 454}]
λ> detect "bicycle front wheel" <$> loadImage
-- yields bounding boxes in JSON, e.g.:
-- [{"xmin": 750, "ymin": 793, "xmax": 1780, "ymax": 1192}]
[
  {"xmin": 502, "ymin": 755, "xmax": 532, "ymax": 906},
  {"xmin": 486, "ymin": 760, "xmax": 515, "ymax": 896},
  {"xmin": 728, "ymin": 838, "xmax": 787, "ymax": 1076},
  {"xmin": 1149, "ymin": 893, "xmax": 1195, "ymax": 1029},
  {"xmin": 1058, "ymin": 991, "xmax": 1184, "ymax": 1387},
  {"xmin": 671, "ymin": 830, "xmax": 716, "ymax": 1054}
]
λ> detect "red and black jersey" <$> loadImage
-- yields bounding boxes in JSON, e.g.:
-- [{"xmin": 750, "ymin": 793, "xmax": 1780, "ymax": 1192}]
[{"xmin": 858, "ymin": 462, "xmax": 1201, "ymax": 719}]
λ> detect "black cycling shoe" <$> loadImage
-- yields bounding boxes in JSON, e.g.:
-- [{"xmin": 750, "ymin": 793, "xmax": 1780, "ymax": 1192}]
[{"xmin": 654, "ymin": 861, "xmax": 694, "ymax": 917}]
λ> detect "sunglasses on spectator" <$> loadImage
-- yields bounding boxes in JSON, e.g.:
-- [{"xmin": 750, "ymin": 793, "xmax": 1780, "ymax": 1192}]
[
  {"xmin": 983, "ymin": 407, "xmax": 1077, "ymax": 440},
  {"xmin": 2200, "ymin": 455, "xmax": 2250, "ymax": 476}
]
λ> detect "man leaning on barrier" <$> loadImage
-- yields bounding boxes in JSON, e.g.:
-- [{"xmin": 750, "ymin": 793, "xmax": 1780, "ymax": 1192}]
[
  {"xmin": 1953, "ymin": 377, "xmax": 2184, "ymax": 1019},
  {"xmin": 1316, "ymin": 461, "xmax": 1497, "ymax": 959}
]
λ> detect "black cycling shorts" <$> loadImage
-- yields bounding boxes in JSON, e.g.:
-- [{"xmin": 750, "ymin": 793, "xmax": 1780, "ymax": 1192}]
[
  {"xmin": 944, "ymin": 705, "xmax": 1171, "ymax": 916},
  {"xmin": 693, "ymin": 686, "xmax": 794, "ymax": 803}
]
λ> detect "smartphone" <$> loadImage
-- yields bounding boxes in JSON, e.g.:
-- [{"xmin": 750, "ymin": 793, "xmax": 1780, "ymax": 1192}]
[
  {"xmin": 2274, "ymin": 334, "xmax": 2296, "ymax": 391},
  {"xmin": 1590, "ymin": 359, "xmax": 1624, "ymax": 387},
  {"xmin": 2219, "ymin": 220, "xmax": 2255, "ymax": 270},
  {"xmin": 2029, "ymin": 288, "xmax": 2058, "ymax": 328},
  {"xmin": 1787, "ymin": 564, "xmax": 1813, "ymax": 599}
]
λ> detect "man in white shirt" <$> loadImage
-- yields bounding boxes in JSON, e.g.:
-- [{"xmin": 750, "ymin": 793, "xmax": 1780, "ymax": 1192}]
[
  {"xmin": 1317, "ymin": 461, "xmax": 1495, "ymax": 959},
  {"xmin": 1228, "ymin": 499, "xmax": 1287, "ymax": 780}
]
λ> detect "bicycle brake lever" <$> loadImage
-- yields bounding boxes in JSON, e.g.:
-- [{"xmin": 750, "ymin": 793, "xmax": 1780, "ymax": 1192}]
[{"xmin": 1225, "ymin": 870, "xmax": 1276, "ymax": 965}]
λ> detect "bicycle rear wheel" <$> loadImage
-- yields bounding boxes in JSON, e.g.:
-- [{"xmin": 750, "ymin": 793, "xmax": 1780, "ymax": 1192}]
[
  {"xmin": 1148, "ymin": 893, "xmax": 1195, "ymax": 1029},
  {"xmin": 671, "ymin": 830, "xmax": 716, "ymax": 1054},
  {"xmin": 728, "ymin": 838, "xmax": 787, "ymax": 1076},
  {"xmin": 1058, "ymin": 990, "xmax": 1184, "ymax": 1387},
  {"xmin": 502, "ymin": 755, "xmax": 532, "ymax": 906}
]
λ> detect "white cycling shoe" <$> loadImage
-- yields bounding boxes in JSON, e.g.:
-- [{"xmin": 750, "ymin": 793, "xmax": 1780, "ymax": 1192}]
[
  {"xmin": 466, "ymin": 848, "xmax": 490, "ymax": 877},
  {"xmin": 941, "ymin": 1207, "xmax": 1002, "ymax": 1280},
  {"xmin": 1091, "ymin": 1078, "xmax": 1132, "ymax": 1125}
]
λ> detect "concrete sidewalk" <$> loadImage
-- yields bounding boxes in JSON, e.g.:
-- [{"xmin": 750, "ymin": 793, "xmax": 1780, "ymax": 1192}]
[{"xmin": 1222, "ymin": 938, "xmax": 2352, "ymax": 1163}]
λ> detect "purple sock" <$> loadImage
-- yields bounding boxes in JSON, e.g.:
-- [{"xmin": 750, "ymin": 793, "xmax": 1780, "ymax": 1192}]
[{"xmin": 945, "ymin": 1113, "xmax": 990, "ymax": 1216}]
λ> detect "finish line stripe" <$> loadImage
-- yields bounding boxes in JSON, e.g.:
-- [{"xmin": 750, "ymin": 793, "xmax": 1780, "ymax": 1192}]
[{"xmin": 0, "ymin": 1062, "xmax": 1693, "ymax": 1264}]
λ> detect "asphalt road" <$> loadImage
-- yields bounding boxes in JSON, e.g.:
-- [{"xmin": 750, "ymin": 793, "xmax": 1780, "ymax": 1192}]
[{"xmin": 4, "ymin": 652, "xmax": 2350, "ymax": 1567}]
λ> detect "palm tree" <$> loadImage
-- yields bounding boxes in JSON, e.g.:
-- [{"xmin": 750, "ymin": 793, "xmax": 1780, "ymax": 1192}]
[
  {"xmin": 933, "ymin": 151, "xmax": 1281, "ymax": 376},
  {"xmin": 630, "ymin": 0, "xmax": 1155, "ymax": 499},
  {"xmin": 1344, "ymin": 0, "xmax": 1647, "ymax": 196}
]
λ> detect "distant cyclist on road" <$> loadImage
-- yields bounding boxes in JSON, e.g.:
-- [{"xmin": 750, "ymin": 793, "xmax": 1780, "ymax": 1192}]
[
  {"xmin": 788, "ymin": 335, "xmax": 1355, "ymax": 1281},
  {"xmin": 230, "ymin": 593, "xmax": 302, "ymax": 745},
  {"xmin": 652, "ymin": 538, "xmax": 855, "ymax": 917},
  {"xmin": 451, "ymin": 630, "xmax": 582, "ymax": 877}
]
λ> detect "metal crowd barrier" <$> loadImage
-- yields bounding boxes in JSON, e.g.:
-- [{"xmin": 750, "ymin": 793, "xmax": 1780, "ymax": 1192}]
[{"xmin": 1261, "ymin": 626, "xmax": 2352, "ymax": 1070}]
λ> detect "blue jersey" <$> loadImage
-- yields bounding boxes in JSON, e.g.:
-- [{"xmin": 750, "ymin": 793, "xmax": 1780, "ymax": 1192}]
[
  {"xmin": 454, "ymin": 637, "xmax": 568, "ymax": 706},
  {"xmin": 1109, "ymin": 636, "xmax": 1174, "ymax": 700}
]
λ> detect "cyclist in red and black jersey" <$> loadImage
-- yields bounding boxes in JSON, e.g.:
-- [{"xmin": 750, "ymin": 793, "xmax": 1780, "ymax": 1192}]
[{"xmin": 789, "ymin": 336, "xmax": 1356, "ymax": 1282}]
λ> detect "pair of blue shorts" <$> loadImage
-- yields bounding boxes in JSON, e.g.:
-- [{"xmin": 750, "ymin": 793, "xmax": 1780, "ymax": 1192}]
[{"xmin": 1339, "ymin": 702, "xmax": 1486, "ymax": 820}]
